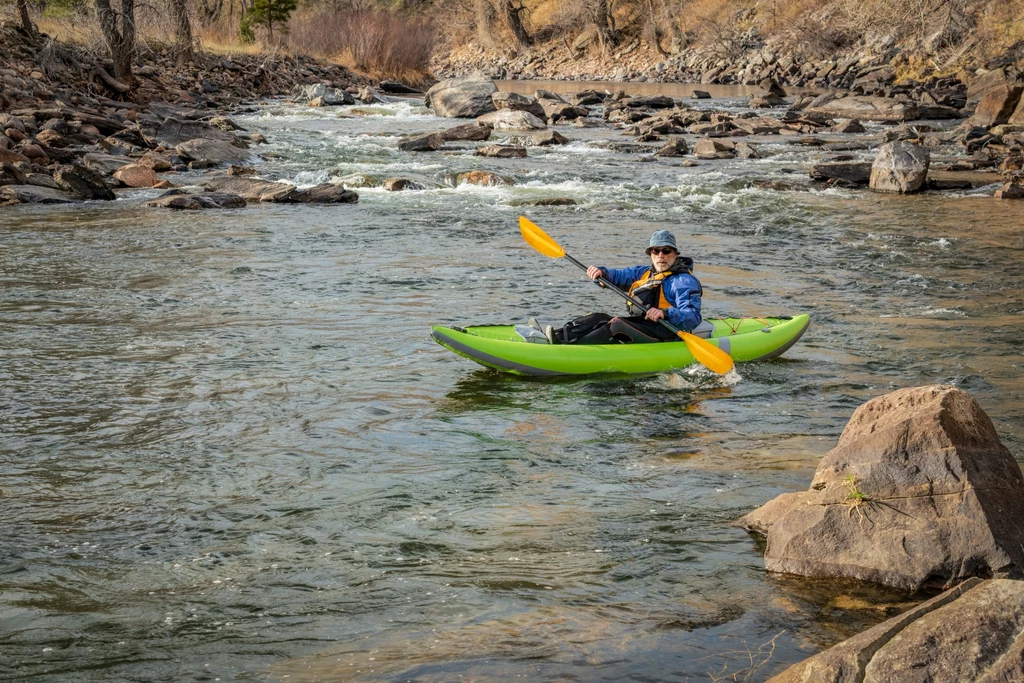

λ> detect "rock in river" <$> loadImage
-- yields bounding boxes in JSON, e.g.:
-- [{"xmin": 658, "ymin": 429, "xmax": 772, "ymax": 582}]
[
  {"xmin": 0, "ymin": 185, "xmax": 77, "ymax": 205},
  {"xmin": 176, "ymin": 139, "xmax": 253, "ymax": 166},
  {"xmin": 202, "ymin": 176, "xmax": 295, "ymax": 202},
  {"xmin": 769, "ymin": 578, "xmax": 1024, "ymax": 682},
  {"xmin": 477, "ymin": 109, "xmax": 547, "ymax": 132},
  {"xmin": 808, "ymin": 95, "xmax": 919, "ymax": 122},
  {"xmin": 145, "ymin": 191, "xmax": 246, "ymax": 210},
  {"xmin": 870, "ymin": 141, "xmax": 930, "ymax": 194},
  {"xmin": 455, "ymin": 170, "xmax": 514, "ymax": 186},
  {"xmin": 398, "ymin": 131, "xmax": 444, "ymax": 152},
  {"xmin": 740, "ymin": 385, "xmax": 1024, "ymax": 592},
  {"xmin": 425, "ymin": 76, "xmax": 497, "ymax": 118},
  {"xmin": 476, "ymin": 144, "xmax": 526, "ymax": 158}
]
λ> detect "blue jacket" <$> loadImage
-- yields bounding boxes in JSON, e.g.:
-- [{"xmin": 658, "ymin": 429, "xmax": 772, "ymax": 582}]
[{"xmin": 599, "ymin": 261, "xmax": 703, "ymax": 332}]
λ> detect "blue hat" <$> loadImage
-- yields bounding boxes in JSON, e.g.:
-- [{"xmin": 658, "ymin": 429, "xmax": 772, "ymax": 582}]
[{"xmin": 646, "ymin": 230, "xmax": 677, "ymax": 254}]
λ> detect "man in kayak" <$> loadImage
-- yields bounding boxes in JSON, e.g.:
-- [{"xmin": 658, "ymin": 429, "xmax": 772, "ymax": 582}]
[{"xmin": 545, "ymin": 230, "xmax": 702, "ymax": 344}]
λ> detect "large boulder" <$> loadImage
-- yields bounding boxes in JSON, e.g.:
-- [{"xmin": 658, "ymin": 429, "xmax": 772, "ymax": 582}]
[
  {"xmin": 477, "ymin": 109, "xmax": 547, "ymax": 131},
  {"xmin": 769, "ymin": 578, "xmax": 1024, "ymax": 683},
  {"xmin": 870, "ymin": 141, "xmax": 930, "ymax": 194},
  {"xmin": 740, "ymin": 385, "xmax": 1024, "ymax": 592},
  {"xmin": 810, "ymin": 162, "xmax": 872, "ymax": 185},
  {"xmin": 113, "ymin": 163, "xmax": 158, "ymax": 188},
  {"xmin": 294, "ymin": 83, "xmax": 355, "ymax": 106},
  {"xmin": 693, "ymin": 138, "xmax": 735, "ymax": 159},
  {"xmin": 287, "ymin": 184, "xmax": 358, "ymax": 203},
  {"xmin": 176, "ymin": 139, "xmax": 253, "ymax": 166},
  {"xmin": 441, "ymin": 123, "xmax": 492, "ymax": 142},
  {"xmin": 808, "ymin": 96, "xmax": 919, "ymax": 122},
  {"xmin": 397, "ymin": 131, "xmax": 444, "ymax": 152},
  {"xmin": 54, "ymin": 164, "xmax": 116, "ymax": 200},
  {"xmin": 0, "ymin": 162, "xmax": 27, "ymax": 186},
  {"xmin": 970, "ymin": 82, "xmax": 1024, "ymax": 128},
  {"xmin": 425, "ymin": 77, "xmax": 498, "ymax": 118},
  {"xmin": 140, "ymin": 117, "xmax": 239, "ymax": 147},
  {"xmin": 80, "ymin": 152, "xmax": 133, "ymax": 176}
]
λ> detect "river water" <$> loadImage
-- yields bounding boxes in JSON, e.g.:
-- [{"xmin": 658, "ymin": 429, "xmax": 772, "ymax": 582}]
[{"xmin": 2, "ymin": 83, "xmax": 1022, "ymax": 681}]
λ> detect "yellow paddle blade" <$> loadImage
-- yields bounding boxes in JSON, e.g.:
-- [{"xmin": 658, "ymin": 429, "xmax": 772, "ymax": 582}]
[
  {"xmin": 678, "ymin": 331, "xmax": 734, "ymax": 375},
  {"xmin": 519, "ymin": 216, "xmax": 566, "ymax": 258}
]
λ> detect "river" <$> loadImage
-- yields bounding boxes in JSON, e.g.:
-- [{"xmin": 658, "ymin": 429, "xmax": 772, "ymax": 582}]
[{"xmin": 2, "ymin": 83, "xmax": 1022, "ymax": 681}]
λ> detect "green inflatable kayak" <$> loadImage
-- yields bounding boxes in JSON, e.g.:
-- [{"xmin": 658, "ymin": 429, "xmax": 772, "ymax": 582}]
[{"xmin": 431, "ymin": 315, "xmax": 810, "ymax": 376}]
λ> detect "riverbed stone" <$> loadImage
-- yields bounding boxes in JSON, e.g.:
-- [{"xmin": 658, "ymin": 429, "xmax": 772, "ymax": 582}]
[
  {"xmin": 477, "ymin": 109, "xmax": 547, "ymax": 131},
  {"xmin": 441, "ymin": 123, "xmax": 492, "ymax": 142},
  {"xmin": 54, "ymin": 164, "xmax": 116, "ymax": 200},
  {"xmin": 693, "ymin": 138, "xmax": 735, "ymax": 159},
  {"xmin": 0, "ymin": 184, "xmax": 78, "ymax": 205},
  {"xmin": 740, "ymin": 385, "xmax": 1024, "ymax": 592},
  {"xmin": 970, "ymin": 82, "xmax": 1024, "ymax": 129},
  {"xmin": 769, "ymin": 578, "xmax": 1024, "ymax": 683},
  {"xmin": 201, "ymin": 176, "xmax": 296, "ymax": 202},
  {"xmin": 113, "ymin": 163, "xmax": 158, "ymax": 188},
  {"xmin": 286, "ymin": 184, "xmax": 359, "ymax": 203},
  {"xmin": 808, "ymin": 96, "xmax": 919, "ymax": 122},
  {"xmin": 994, "ymin": 182, "xmax": 1024, "ymax": 199},
  {"xmin": 654, "ymin": 136, "xmax": 688, "ymax": 157},
  {"xmin": 425, "ymin": 76, "xmax": 497, "ymax": 118},
  {"xmin": 383, "ymin": 177, "xmax": 432, "ymax": 191},
  {"xmin": 810, "ymin": 161, "xmax": 872, "ymax": 185},
  {"xmin": 0, "ymin": 161, "xmax": 27, "ymax": 185},
  {"xmin": 491, "ymin": 91, "xmax": 545, "ymax": 119},
  {"xmin": 176, "ymin": 138, "xmax": 253, "ymax": 166},
  {"xmin": 398, "ymin": 131, "xmax": 444, "ymax": 152},
  {"xmin": 455, "ymin": 170, "xmax": 514, "ymax": 186},
  {"xmin": 476, "ymin": 144, "xmax": 526, "ymax": 158},
  {"xmin": 141, "ymin": 116, "xmax": 239, "ymax": 147},
  {"xmin": 870, "ymin": 141, "xmax": 930, "ymax": 193},
  {"xmin": 145, "ymin": 191, "xmax": 247, "ymax": 210},
  {"xmin": 502, "ymin": 130, "xmax": 569, "ymax": 146}
]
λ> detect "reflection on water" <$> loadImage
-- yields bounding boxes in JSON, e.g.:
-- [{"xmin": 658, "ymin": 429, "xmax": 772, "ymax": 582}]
[{"xmin": 1, "ymin": 90, "xmax": 1021, "ymax": 681}]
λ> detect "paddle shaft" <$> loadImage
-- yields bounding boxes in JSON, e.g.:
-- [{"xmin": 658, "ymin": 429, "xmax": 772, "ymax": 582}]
[{"xmin": 561, "ymin": 254, "xmax": 689, "ymax": 337}]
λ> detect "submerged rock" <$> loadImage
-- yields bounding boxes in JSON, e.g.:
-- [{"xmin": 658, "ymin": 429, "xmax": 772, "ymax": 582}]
[
  {"xmin": 769, "ymin": 578, "xmax": 1024, "ymax": 683},
  {"xmin": 455, "ymin": 170, "xmax": 514, "ymax": 186},
  {"xmin": 740, "ymin": 385, "xmax": 1024, "ymax": 592}
]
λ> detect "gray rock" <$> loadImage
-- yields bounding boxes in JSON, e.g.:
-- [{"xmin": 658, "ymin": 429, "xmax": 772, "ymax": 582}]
[
  {"xmin": 296, "ymin": 83, "xmax": 355, "ymax": 106},
  {"xmin": 0, "ymin": 162, "xmax": 27, "ymax": 186},
  {"xmin": 425, "ymin": 76, "xmax": 498, "ymax": 118},
  {"xmin": 740, "ymin": 385, "xmax": 1024, "ymax": 592},
  {"xmin": 54, "ymin": 164, "xmax": 116, "ymax": 200},
  {"xmin": 769, "ymin": 579, "xmax": 1024, "ymax": 683},
  {"xmin": 693, "ymin": 138, "xmax": 735, "ymax": 159},
  {"xmin": 441, "ymin": 123, "xmax": 492, "ymax": 142},
  {"xmin": 502, "ymin": 130, "xmax": 570, "ymax": 146},
  {"xmin": 141, "ymin": 117, "xmax": 239, "ymax": 147},
  {"xmin": 521, "ymin": 197, "xmax": 577, "ymax": 206},
  {"xmin": 81, "ymin": 152, "xmax": 134, "ymax": 176},
  {"xmin": 810, "ymin": 161, "xmax": 873, "ymax": 184},
  {"xmin": 176, "ymin": 139, "xmax": 254, "ymax": 166},
  {"xmin": 870, "ymin": 141, "xmax": 930, "ymax": 194},
  {"xmin": 477, "ymin": 109, "xmax": 547, "ymax": 131},
  {"xmin": 830, "ymin": 119, "xmax": 866, "ymax": 133},
  {"xmin": 654, "ymin": 137, "xmax": 688, "ymax": 157},
  {"xmin": 397, "ymin": 131, "xmax": 444, "ymax": 152},
  {"xmin": 476, "ymin": 144, "xmax": 527, "ymax": 158},
  {"xmin": 287, "ymin": 184, "xmax": 358, "ymax": 203},
  {"xmin": 691, "ymin": 90, "xmax": 712, "ymax": 99},
  {"xmin": 201, "ymin": 176, "xmax": 296, "ymax": 202},
  {"xmin": 383, "ymin": 177, "xmax": 433, "ymax": 191},
  {"xmin": 491, "ymin": 91, "xmax": 545, "ymax": 119},
  {"xmin": 0, "ymin": 184, "xmax": 78, "ymax": 205},
  {"xmin": 808, "ymin": 96, "xmax": 919, "ymax": 122},
  {"xmin": 145, "ymin": 192, "xmax": 247, "ymax": 209}
]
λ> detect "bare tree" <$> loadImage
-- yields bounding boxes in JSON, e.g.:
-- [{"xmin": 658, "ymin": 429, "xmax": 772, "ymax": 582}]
[
  {"xmin": 95, "ymin": 0, "xmax": 137, "ymax": 85},
  {"xmin": 587, "ymin": 0, "xmax": 616, "ymax": 53},
  {"xmin": 170, "ymin": 0, "xmax": 194, "ymax": 62},
  {"xmin": 475, "ymin": 0, "xmax": 495, "ymax": 48},
  {"xmin": 495, "ymin": 0, "xmax": 530, "ymax": 48},
  {"xmin": 17, "ymin": 0, "xmax": 36, "ymax": 36}
]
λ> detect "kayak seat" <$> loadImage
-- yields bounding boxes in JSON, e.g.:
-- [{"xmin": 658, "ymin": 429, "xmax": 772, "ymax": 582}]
[{"xmin": 691, "ymin": 320, "xmax": 714, "ymax": 339}]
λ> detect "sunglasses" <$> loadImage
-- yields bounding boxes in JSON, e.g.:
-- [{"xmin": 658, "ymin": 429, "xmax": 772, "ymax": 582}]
[{"xmin": 649, "ymin": 248, "xmax": 677, "ymax": 256}]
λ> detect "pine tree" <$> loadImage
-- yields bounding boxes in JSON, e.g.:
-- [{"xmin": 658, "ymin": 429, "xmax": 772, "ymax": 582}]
[{"xmin": 240, "ymin": 0, "xmax": 297, "ymax": 44}]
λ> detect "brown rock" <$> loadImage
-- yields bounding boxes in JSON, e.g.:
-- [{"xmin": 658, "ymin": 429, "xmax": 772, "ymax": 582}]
[
  {"xmin": 82, "ymin": 152, "xmax": 133, "ymax": 176},
  {"xmin": 455, "ymin": 170, "xmax": 514, "ymax": 186},
  {"xmin": 521, "ymin": 197, "xmax": 577, "ymax": 206},
  {"xmin": 0, "ymin": 185, "xmax": 78, "ymax": 205},
  {"xmin": 441, "ymin": 123, "xmax": 492, "ymax": 142},
  {"xmin": 113, "ymin": 163, "xmax": 158, "ymax": 188},
  {"xmin": 654, "ymin": 137, "xmax": 688, "ymax": 157},
  {"xmin": 5, "ymin": 127, "xmax": 26, "ymax": 142},
  {"xmin": 20, "ymin": 144, "xmax": 47, "ymax": 164},
  {"xmin": 740, "ymin": 385, "xmax": 1024, "ymax": 591},
  {"xmin": 145, "ymin": 192, "xmax": 247, "ymax": 210},
  {"xmin": 809, "ymin": 96, "xmax": 919, "ymax": 122},
  {"xmin": 226, "ymin": 165, "xmax": 258, "ymax": 176},
  {"xmin": 0, "ymin": 148, "xmax": 30, "ymax": 164},
  {"xmin": 54, "ymin": 164, "xmax": 115, "ymax": 200},
  {"xmin": 870, "ymin": 141, "xmax": 930, "ymax": 194},
  {"xmin": 139, "ymin": 153, "xmax": 173, "ymax": 171},
  {"xmin": 994, "ymin": 182, "xmax": 1024, "ymax": 199},
  {"xmin": 491, "ymin": 91, "xmax": 545, "ymax": 119},
  {"xmin": 830, "ymin": 119, "xmax": 866, "ymax": 134},
  {"xmin": 769, "ymin": 579, "xmax": 1024, "ymax": 683},
  {"xmin": 735, "ymin": 141, "xmax": 759, "ymax": 158},
  {"xmin": 0, "ymin": 162, "xmax": 27, "ymax": 186},
  {"xmin": 383, "ymin": 177, "xmax": 431, "ymax": 191},
  {"xmin": 693, "ymin": 138, "xmax": 735, "ymax": 159},
  {"xmin": 970, "ymin": 83, "xmax": 1024, "ymax": 129},
  {"xmin": 397, "ymin": 131, "xmax": 444, "ymax": 152},
  {"xmin": 286, "ymin": 184, "xmax": 358, "ymax": 203},
  {"xmin": 475, "ymin": 144, "xmax": 527, "ymax": 158}
]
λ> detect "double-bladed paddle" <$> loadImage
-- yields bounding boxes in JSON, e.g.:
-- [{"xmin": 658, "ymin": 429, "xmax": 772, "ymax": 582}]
[{"xmin": 518, "ymin": 216, "xmax": 734, "ymax": 375}]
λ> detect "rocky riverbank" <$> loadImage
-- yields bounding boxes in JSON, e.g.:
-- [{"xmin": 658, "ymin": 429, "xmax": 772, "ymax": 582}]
[{"xmin": 0, "ymin": 21, "xmax": 416, "ymax": 208}]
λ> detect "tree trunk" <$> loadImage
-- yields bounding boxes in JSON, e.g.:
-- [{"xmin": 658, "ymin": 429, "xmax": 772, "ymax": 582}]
[
  {"xmin": 588, "ymin": 0, "xmax": 616, "ymax": 54},
  {"xmin": 496, "ymin": 0, "xmax": 530, "ymax": 48},
  {"xmin": 17, "ymin": 0, "xmax": 36, "ymax": 36},
  {"xmin": 95, "ymin": 0, "xmax": 137, "ymax": 86},
  {"xmin": 475, "ymin": 0, "xmax": 494, "ymax": 48},
  {"xmin": 171, "ymin": 0, "xmax": 194, "ymax": 63}
]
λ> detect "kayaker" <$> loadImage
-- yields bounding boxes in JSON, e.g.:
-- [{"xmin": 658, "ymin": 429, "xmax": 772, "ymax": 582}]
[{"xmin": 546, "ymin": 230, "xmax": 702, "ymax": 344}]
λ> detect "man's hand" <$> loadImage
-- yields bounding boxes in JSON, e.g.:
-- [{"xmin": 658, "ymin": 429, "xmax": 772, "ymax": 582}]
[
  {"xmin": 586, "ymin": 266, "xmax": 605, "ymax": 280},
  {"xmin": 645, "ymin": 308, "xmax": 665, "ymax": 322}
]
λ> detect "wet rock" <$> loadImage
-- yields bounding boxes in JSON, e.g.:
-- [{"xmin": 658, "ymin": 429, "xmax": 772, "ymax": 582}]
[
  {"xmin": 141, "ymin": 117, "xmax": 238, "ymax": 147},
  {"xmin": 491, "ymin": 91, "xmax": 545, "ymax": 119},
  {"xmin": 357, "ymin": 86, "xmax": 389, "ymax": 104},
  {"xmin": 970, "ymin": 82, "xmax": 1024, "ymax": 128},
  {"xmin": 296, "ymin": 83, "xmax": 355, "ymax": 106},
  {"xmin": 455, "ymin": 170, "xmax": 514, "ymax": 186},
  {"xmin": 522, "ymin": 197, "xmax": 577, "ymax": 206},
  {"xmin": 691, "ymin": 90, "xmax": 711, "ymax": 99},
  {"xmin": 202, "ymin": 176, "xmax": 296, "ymax": 202},
  {"xmin": 501, "ymin": 130, "xmax": 570, "ymax": 147},
  {"xmin": 24, "ymin": 172, "xmax": 59, "ymax": 189},
  {"xmin": 476, "ymin": 144, "xmax": 527, "ymax": 158},
  {"xmin": 398, "ymin": 131, "xmax": 444, "ymax": 152},
  {"xmin": 537, "ymin": 97, "xmax": 588, "ymax": 122},
  {"xmin": 810, "ymin": 162, "xmax": 873, "ymax": 184},
  {"xmin": 0, "ymin": 162, "xmax": 27, "ymax": 186},
  {"xmin": 917, "ymin": 104, "xmax": 965, "ymax": 120},
  {"xmin": 870, "ymin": 141, "xmax": 930, "ymax": 194},
  {"xmin": 732, "ymin": 116, "xmax": 784, "ymax": 135},
  {"xmin": 693, "ymin": 138, "xmax": 735, "ymax": 159},
  {"xmin": 378, "ymin": 80, "xmax": 421, "ymax": 94},
  {"xmin": 759, "ymin": 78, "xmax": 788, "ymax": 98},
  {"xmin": 54, "ymin": 164, "xmax": 116, "ymax": 200},
  {"xmin": 654, "ymin": 137, "xmax": 688, "ymax": 157},
  {"xmin": 769, "ymin": 579, "xmax": 1024, "ymax": 683},
  {"xmin": 623, "ymin": 94, "xmax": 675, "ymax": 109},
  {"xmin": 569, "ymin": 90, "xmax": 605, "ymax": 106},
  {"xmin": 441, "ymin": 122, "xmax": 492, "ymax": 142},
  {"xmin": 830, "ymin": 119, "xmax": 866, "ymax": 133},
  {"xmin": 226, "ymin": 165, "xmax": 258, "ymax": 176},
  {"xmin": 994, "ymin": 182, "xmax": 1024, "ymax": 199},
  {"xmin": 286, "ymin": 184, "xmax": 358, "ymax": 203},
  {"xmin": 425, "ymin": 76, "xmax": 498, "ymax": 118},
  {"xmin": 809, "ymin": 96, "xmax": 919, "ymax": 122},
  {"xmin": 113, "ymin": 163, "xmax": 158, "ymax": 188},
  {"xmin": 145, "ymin": 192, "xmax": 247, "ymax": 210},
  {"xmin": 735, "ymin": 141, "xmax": 759, "ymax": 158},
  {"xmin": 477, "ymin": 109, "xmax": 547, "ymax": 131},
  {"xmin": 383, "ymin": 177, "xmax": 432, "ymax": 191},
  {"xmin": 740, "ymin": 385, "xmax": 1024, "ymax": 592},
  {"xmin": 176, "ymin": 139, "xmax": 254, "ymax": 166},
  {"xmin": 0, "ymin": 185, "xmax": 78, "ymax": 205},
  {"xmin": 750, "ymin": 93, "xmax": 785, "ymax": 108}
]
